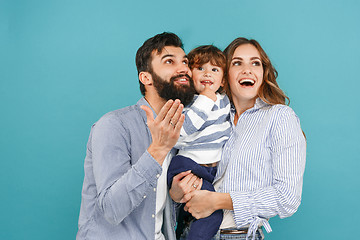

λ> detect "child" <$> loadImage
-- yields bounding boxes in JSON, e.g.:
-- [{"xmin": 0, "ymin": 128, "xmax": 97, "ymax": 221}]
[{"xmin": 167, "ymin": 45, "xmax": 231, "ymax": 240}]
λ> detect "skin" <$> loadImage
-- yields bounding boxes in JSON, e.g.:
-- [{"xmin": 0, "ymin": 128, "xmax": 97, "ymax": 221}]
[
  {"xmin": 182, "ymin": 44, "xmax": 265, "ymax": 219},
  {"xmin": 192, "ymin": 62, "xmax": 224, "ymax": 101},
  {"xmin": 139, "ymin": 46, "xmax": 202, "ymax": 200}
]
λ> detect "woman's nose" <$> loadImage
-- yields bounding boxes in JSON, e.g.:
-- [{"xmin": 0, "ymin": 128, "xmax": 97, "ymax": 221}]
[{"xmin": 242, "ymin": 66, "xmax": 252, "ymax": 75}]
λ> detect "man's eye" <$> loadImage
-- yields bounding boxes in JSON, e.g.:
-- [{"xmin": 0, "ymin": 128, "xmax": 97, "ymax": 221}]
[
  {"xmin": 165, "ymin": 59, "xmax": 173, "ymax": 64},
  {"xmin": 183, "ymin": 60, "xmax": 189, "ymax": 65}
]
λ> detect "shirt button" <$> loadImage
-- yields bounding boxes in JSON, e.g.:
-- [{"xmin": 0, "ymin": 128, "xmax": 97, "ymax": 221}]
[
  {"xmin": 156, "ymin": 174, "xmax": 160, "ymax": 178},
  {"xmin": 152, "ymin": 214, "xmax": 155, "ymax": 218},
  {"xmin": 143, "ymin": 195, "xmax": 146, "ymax": 199},
  {"xmin": 153, "ymin": 188, "xmax": 156, "ymax": 192}
]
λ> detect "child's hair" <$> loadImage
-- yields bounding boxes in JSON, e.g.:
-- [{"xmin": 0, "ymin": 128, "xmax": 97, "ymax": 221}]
[
  {"xmin": 187, "ymin": 45, "xmax": 226, "ymax": 93},
  {"xmin": 188, "ymin": 45, "xmax": 226, "ymax": 71}
]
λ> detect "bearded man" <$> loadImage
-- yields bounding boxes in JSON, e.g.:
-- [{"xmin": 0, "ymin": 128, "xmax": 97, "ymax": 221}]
[{"xmin": 77, "ymin": 32, "xmax": 198, "ymax": 240}]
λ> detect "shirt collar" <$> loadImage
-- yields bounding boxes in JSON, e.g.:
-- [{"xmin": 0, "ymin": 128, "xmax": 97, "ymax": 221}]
[
  {"xmin": 136, "ymin": 97, "xmax": 157, "ymax": 122},
  {"xmin": 230, "ymin": 98, "xmax": 270, "ymax": 117}
]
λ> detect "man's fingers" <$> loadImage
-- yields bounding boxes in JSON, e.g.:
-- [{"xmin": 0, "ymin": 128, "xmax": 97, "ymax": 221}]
[
  {"xmin": 163, "ymin": 99, "xmax": 181, "ymax": 124},
  {"xmin": 181, "ymin": 192, "xmax": 194, "ymax": 204},
  {"xmin": 195, "ymin": 178, "xmax": 203, "ymax": 190},
  {"xmin": 156, "ymin": 100, "xmax": 174, "ymax": 121},
  {"xmin": 171, "ymin": 104, "xmax": 184, "ymax": 126},
  {"xmin": 173, "ymin": 170, "xmax": 191, "ymax": 182},
  {"xmin": 174, "ymin": 114, "xmax": 185, "ymax": 131},
  {"xmin": 140, "ymin": 105, "xmax": 154, "ymax": 123}
]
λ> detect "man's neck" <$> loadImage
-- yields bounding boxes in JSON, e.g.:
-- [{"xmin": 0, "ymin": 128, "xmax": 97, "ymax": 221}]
[{"xmin": 144, "ymin": 94, "xmax": 166, "ymax": 115}]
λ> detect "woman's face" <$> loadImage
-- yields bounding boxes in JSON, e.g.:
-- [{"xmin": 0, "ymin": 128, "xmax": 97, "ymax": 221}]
[{"xmin": 228, "ymin": 44, "xmax": 264, "ymax": 104}]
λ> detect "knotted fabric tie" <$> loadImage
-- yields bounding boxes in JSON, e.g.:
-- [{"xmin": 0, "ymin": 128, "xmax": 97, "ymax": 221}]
[{"xmin": 246, "ymin": 217, "xmax": 272, "ymax": 240}]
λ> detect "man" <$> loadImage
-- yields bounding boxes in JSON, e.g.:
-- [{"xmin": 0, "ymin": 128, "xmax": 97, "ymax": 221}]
[{"xmin": 76, "ymin": 32, "xmax": 198, "ymax": 240}]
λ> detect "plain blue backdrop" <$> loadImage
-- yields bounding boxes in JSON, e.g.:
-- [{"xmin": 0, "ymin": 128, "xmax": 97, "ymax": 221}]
[{"xmin": 1, "ymin": 0, "xmax": 359, "ymax": 239}]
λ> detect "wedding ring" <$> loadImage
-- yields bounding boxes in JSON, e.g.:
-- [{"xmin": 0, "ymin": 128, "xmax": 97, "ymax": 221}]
[
  {"xmin": 193, "ymin": 184, "xmax": 198, "ymax": 188},
  {"xmin": 170, "ymin": 121, "xmax": 174, "ymax": 126}
]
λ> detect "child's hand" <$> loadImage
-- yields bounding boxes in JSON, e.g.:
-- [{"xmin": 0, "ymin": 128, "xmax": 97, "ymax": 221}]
[{"xmin": 199, "ymin": 84, "xmax": 217, "ymax": 101}]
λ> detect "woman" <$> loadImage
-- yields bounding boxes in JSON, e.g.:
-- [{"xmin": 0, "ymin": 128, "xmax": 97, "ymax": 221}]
[{"xmin": 182, "ymin": 38, "xmax": 306, "ymax": 240}]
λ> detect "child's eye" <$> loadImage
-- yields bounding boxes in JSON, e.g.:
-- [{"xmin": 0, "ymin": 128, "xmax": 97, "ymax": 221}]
[
  {"xmin": 212, "ymin": 68, "xmax": 219, "ymax": 72},
  {"xmin": 198, "ymin": 67, "xmax": 203, "ymax": 70}
]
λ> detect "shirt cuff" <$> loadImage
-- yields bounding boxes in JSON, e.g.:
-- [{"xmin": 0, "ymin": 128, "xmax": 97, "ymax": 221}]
[
  {"xmin": 133, "ymin": 150, "xmax": 163, "ymax": 187},
  {"xmin": 230, "ymin": 191, "xmax": 254, "ymax": 227}
]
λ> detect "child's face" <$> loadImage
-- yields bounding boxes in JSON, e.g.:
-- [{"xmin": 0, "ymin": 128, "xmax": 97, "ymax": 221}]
[{"xmin": 191, "ymin": 62, "xmax": 224, "ymax": 93}]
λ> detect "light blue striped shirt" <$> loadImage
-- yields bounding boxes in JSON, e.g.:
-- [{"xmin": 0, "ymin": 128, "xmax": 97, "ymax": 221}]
[{"xmin": 215, "ymin": 98, "xmax": 306, "ymax": 239}]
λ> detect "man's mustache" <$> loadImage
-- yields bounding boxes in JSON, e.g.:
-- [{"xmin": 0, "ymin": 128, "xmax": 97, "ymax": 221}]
[{"xmin": 170, "ymin": 74, "xmax": 192, "ymax": 83}]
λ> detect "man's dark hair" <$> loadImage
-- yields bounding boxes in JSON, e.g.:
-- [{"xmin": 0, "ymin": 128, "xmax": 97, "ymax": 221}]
[{"xmin": 135, "ymin": 32, "xmax": 184, "ymax": 96}]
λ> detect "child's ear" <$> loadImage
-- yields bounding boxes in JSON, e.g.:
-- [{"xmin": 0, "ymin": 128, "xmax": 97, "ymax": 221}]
[
  {"xmin": 220, "ymin": 77, "xmax": 225, "ymax": 87},
  {"xmin": 139, "ymin": 71, "xmax": 153, "ymax": 86}
]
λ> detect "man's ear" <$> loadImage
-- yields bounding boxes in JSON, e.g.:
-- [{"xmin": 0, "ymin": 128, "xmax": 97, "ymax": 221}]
[{"xmin": 139, "ymin": 72, "xmax": 153, "ymax": 86}]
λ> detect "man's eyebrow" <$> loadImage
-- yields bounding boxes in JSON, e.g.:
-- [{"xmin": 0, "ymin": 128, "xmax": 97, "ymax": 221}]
[
  {"xmin": 161, "ymin": 54, "xmax": 175, "ymax": 60},
  {"xmin": 231, "ymin": 57, "xmax": 261, "ymax": 60},
  {"xmin": 160, "ymin": 54, "xmax": 188, "ymax": 60}
]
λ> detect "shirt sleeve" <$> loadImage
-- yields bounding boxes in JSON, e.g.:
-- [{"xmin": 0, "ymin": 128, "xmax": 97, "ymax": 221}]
[
  {"xmin": 91, "ymin": 114, "xmax": 162, "ymax": 225},
  {"xmin": 230, "ymin": 107, "xmax": 306, "ymax": 228},
  {"xmin": 175, "ymin": 94, "xmax": 215, "ymax": 148}
]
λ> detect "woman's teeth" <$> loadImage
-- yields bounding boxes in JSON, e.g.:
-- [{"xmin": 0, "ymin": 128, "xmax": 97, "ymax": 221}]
[{"xmin": 240, "ymin": 79, "xmax": 255, "ymax": 86}]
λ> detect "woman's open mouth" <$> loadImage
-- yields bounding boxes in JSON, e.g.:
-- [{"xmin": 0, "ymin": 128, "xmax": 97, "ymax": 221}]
[{"xmin": 239, "ymin": 79, "xmax": 255, "ymax": 87}]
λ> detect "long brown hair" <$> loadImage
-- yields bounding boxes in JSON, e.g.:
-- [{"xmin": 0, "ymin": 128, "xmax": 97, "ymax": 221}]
[{"xmin": 223, "ymin": 37, "xmax": 289, "ymax": 105}]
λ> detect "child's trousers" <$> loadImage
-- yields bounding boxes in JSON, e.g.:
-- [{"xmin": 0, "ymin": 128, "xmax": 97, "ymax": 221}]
[{"xmin": 167, "ymin": 155, "xmax": 223, "ymax": 240}]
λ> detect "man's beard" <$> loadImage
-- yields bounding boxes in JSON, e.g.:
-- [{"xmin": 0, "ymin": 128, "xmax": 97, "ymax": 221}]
[{"xmin": 151, "ymin": 72, "xmax": 196, "ymax": 107}]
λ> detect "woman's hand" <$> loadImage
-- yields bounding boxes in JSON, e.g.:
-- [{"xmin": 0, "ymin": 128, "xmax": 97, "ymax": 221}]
[
  {"xmin": 169, "ymin": 171, "xmax": 202, "ymax": 203},
  {"xmin": 183, "ymin": 190, "xmax": 216, "ymax": 219},
  {"xmin": 184, "ymin": 191, "xmax": 233, "ymax": 219}
]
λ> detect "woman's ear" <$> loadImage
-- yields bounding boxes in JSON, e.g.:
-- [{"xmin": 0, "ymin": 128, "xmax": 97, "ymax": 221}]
[{"xmin": 139, "ymin": 71, "xmax": 153, "ymax": 86}]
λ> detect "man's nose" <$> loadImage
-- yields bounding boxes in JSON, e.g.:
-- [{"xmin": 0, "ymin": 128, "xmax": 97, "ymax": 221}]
[{"xmin": 177, "ymin": 63, "xmax": 190, "ymax": 75}]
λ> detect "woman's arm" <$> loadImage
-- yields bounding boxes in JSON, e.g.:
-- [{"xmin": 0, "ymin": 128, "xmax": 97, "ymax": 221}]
[
  {"xmin": 184, "ymin": 191, "xmax": 233, "ymax": 219},
  {"xmin": 230, "ymin": 107, "xmax": 306, "ymax": 227}
]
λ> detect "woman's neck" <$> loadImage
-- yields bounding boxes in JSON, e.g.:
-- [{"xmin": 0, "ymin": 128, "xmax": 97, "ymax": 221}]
[{"xmin": 232, "ymin": 98, "xmax": 256, "ymax": 126}]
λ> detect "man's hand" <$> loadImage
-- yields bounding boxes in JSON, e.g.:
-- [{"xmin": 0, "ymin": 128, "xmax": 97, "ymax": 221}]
[
  {"xmin": 169, "ymin": 171, "xmax": 203, "ymax": 203},
  {"xmin": 141, "ymin": 99, "xmax": 185, "ymax": 165}
]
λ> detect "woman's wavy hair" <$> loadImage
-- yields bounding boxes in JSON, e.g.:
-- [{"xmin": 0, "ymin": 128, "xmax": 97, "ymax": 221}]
[{"xmin": 223, "ymin": 37, "xmax": 289, "ymax": 105}]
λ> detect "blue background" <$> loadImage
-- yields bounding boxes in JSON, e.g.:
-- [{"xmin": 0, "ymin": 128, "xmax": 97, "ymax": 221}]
[{"xmin": 1, "ymin": 0, "xmax": 359, "ymax": 239}]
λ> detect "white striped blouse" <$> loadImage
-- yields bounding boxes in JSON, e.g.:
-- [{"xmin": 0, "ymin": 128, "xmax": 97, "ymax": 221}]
[{"xmin": 214, "ymin": 98, "xmax": 306, "ymax": 239}]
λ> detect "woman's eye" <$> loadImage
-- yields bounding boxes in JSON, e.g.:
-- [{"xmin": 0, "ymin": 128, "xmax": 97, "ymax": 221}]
[
  {"xmin": 252, "ymin": 61, "xmax": 261, "ymax": 66},
  {"xmin": 232, "ymin": 61, "xmax": 241, "ymax": 66}
]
